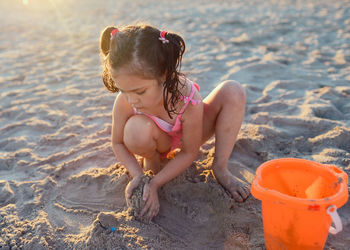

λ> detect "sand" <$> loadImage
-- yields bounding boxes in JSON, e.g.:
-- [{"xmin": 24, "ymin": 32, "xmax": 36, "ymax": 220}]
[
  {"xmin": 126, "ymin": 171, "xmax": 153, "ymax": 223},
  {"xmin": 0, "ymin": 0, "xmax": 349, "ymax": 249}
]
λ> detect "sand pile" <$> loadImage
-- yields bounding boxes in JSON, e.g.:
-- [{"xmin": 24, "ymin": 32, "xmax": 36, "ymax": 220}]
[{"xmin": 126, "ymin": 171, "xmax": 153, "ymax": 222}]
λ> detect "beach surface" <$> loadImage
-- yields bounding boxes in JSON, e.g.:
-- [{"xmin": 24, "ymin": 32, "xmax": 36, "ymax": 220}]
[{"xmin": 0, "ymin": 0, "xmax": 349, "ymax": 249}]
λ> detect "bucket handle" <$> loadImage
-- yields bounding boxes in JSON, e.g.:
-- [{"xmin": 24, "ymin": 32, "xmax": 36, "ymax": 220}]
[{"xmin": 327, "ymin": 205, "xmax": 342, "ymax": 234}]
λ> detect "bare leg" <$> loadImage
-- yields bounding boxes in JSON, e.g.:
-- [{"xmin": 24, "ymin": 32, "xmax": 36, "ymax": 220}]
[
  {"xmin": 124, "ymin": 115, "xmax": 172, "ymax": 175},
  {"xmin": 202, "ymin": 80, "xmax": 250, "ymax": 202}
]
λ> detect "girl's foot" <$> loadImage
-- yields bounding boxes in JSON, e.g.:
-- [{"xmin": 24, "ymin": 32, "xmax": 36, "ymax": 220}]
[{"xmin": 213, "ymin": 167, "xmax": 250, "ymax": 202}]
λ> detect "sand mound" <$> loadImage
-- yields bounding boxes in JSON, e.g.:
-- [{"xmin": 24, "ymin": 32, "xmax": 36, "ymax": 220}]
[{"xmin": 126, "ymin": 171, "xmax": 153, "ymax": 222}]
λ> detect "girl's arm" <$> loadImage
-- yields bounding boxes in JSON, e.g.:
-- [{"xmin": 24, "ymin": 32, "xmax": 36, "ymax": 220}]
[
  {"xmin": 111, "ymin": 93, "xmax": 143, "ymax": 178},
  {"xmin": 141, "ymin": 95, "xmax": 203, "ymax": 220},
  {"xmin": 151, "ymin": 101, "xmax": 204, "ymax": 188}
]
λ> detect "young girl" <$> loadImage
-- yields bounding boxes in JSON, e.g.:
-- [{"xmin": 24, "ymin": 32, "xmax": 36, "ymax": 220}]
[{"xmin": 99, "ymin": 23, "xmax": 250, "ymax": 221}]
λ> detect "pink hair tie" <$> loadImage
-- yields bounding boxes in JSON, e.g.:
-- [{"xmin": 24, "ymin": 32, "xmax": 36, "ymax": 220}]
[
  {"xmin": 159, "ymin": 31, "xmax": 169, "ymax": 44},
  {"xmin": 110, "ymin": 28, "xmax": 119, "ymax": 40}
]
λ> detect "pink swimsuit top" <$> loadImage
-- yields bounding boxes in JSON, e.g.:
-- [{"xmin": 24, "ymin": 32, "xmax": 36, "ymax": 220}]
[{"xmin": 133, "ymin": 79, "xmax": 201, "ymax": 156}]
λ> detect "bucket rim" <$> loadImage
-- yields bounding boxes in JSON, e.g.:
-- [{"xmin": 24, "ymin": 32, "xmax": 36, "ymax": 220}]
[{"xmin": 251, "ymin": 158, "xmax": 349, "ymax": 210}]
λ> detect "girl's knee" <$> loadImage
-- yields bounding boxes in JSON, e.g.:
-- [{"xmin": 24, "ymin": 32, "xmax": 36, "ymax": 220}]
[
  {"xmin": 220, "ymin": 80, "xmax": 246, "ymax": 105},
  {"xmin": 124, "ymin": 115, "xmax": 156, "ymax": 153}
]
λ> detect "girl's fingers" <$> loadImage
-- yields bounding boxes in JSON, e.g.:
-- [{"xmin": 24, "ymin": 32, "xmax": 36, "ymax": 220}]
[
  {"xmin": 126, "ymin": 183, "xmax": 136, "ymax": 198},
  {"xmin": 141, "ymin": 198, "xmax": 160, "ymax": 220},
  {"xmin": 141, "ymin": 197, "xmax": 152, "ymax": 217},
  {"xmin": 143, "ymin": 184, "xmax": 149, "ymax": 201},
  {"xmin": 125, "ymin": 176, "xmax": 142, "ymax": 199},
  {"xmin": 140, "ymin": 183, "xmax": 160, "ymax": 220},
  {"xmin": 125, "ymin": 184, "xmax": 132, "ymax": 199},
  {"xmin": 147, "ymin": 204, "xmax": 159, "ymax": 221},
  {"xmin": 125, "ymin": 186, "xmax": 133, "ymax": 198}
]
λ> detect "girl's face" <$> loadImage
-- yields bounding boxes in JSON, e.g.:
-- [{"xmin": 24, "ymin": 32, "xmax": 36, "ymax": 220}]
[{"xmin": 112, "ymin": 72, "xmax": 164, "ymax": 111}]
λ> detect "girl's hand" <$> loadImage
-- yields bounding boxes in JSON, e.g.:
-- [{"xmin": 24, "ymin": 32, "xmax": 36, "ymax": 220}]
[
  {"xmin": 125, "ymin": 175, "xmax": 142, "ymax": 200},
  {"xmin": 141, "ymin": 180, "xmax": 160, "ymax": 221}
]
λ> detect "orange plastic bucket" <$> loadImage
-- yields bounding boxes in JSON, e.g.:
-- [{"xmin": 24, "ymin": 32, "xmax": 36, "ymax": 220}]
[{"xmin": 251, "ymin": 158, "xmax": 348, "ymax": 250}]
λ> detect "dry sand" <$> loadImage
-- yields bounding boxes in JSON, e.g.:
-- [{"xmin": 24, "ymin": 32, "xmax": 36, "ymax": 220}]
[{"xmin": 1, "ymin": 0, "xmax": 350, "ymax": 249}]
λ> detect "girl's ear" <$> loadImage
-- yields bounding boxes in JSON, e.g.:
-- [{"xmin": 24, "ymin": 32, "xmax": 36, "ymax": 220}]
[
  {"xmin": 160, "ymin": 70, "xmax": 167, "ymax": 84},
  {"xmin": 161, "ymin": 73, "xmax": 167, "ymax": 83}
]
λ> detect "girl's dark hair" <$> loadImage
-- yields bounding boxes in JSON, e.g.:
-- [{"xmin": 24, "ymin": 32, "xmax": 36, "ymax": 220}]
[{"xmin": 99, "ymin": 23, "xmax": 186, "ymax": 118}]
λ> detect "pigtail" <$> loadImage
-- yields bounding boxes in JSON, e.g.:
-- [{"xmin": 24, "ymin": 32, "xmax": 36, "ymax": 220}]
[
  {"xmin": 99, "ymin": 26, "xmax": 119, "ymax": 93},
  {"xmin": 160, "ymin": 32, "xmax": 186, "ymax": 118},
  {"xmin": 100, "ymin": 26, "xmax": 116, "ymax": 56}
]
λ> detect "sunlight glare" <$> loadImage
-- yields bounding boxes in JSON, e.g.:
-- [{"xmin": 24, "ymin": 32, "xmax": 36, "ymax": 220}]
[
  {"xmin": 23, "ymin": 0, "xmax": 29, "ymax": 5},
  {"xmin": 48, "ymin": 0, "xmax": 72, "ymax": 36}
]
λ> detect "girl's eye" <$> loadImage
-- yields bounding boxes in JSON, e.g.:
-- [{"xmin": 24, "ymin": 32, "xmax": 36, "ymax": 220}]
[{"xmin": 136, "ymin": 90, "xmax": 146, "ymax": 95}]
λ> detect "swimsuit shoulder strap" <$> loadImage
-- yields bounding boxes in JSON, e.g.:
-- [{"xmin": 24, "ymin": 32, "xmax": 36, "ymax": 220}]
[{"xmin": 179, "ymin": 81, "xmax": 201, "ymax": 113}]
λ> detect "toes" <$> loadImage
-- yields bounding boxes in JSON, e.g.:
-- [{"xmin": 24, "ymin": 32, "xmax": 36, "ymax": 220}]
[
  {"xmin": 237, "ymin": 187, "xmax": 246, "ymax": 199},
  {"xmin": 215, "ymin": 169, "xmax": 251, "ymax": 202},
  {"xmin": 244, "ymin": 185, "xmax": 251, "ymax": 198},
  {"xmin": 238, "ymin": 185, "xmax": 250, "ymax": 200},
  {"xmin": 230, "ymin": 184, "xmax": 250, "ymax": 202},
  {"xmin": 232, "ymin": 191, "xmax": 244, "ymax": 203}
]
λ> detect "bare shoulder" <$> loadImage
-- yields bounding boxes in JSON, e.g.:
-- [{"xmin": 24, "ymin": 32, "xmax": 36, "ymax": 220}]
[
  {"xmin": 113, "ymin": 92, "xmax": 134, "ymax": 118},
  {"xmin": 178, "ymin": 76, "xmax": 202, "ymax": 101},
  {"xmin": 176, "ymin": 76, "xmax": 203, "ymax": 125},
  {"xmin": 181, "ymin": 98, "xmax": 204, "ymax": 125}
]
